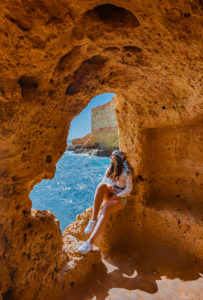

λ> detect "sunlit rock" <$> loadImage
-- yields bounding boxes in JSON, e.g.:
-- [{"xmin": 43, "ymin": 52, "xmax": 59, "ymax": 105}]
[{"xmin": 0, "ymin": 0, "xmax": 202, "ymax": 299}]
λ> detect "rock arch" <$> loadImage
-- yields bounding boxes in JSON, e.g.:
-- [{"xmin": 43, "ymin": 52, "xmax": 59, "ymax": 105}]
[{"xmin": 0, "ymin": 0, "xmax": 202, "ymax": 299}]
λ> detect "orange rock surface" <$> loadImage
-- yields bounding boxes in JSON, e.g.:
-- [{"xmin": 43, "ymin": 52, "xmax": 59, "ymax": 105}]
[{"xmin": 0, "ymin": 1, "xmax": 202, "ymax": 299}]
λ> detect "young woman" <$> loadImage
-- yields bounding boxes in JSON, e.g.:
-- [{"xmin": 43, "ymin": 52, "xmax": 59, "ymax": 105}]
[{"xmin": 78, "ymin": 150, "xmax": 133, "ymax": 254}]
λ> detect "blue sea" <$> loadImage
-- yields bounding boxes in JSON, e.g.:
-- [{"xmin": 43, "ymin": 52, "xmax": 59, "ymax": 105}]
[{"xmin": 30, "ymin": 150, "xmax": 110, "ymax": 232}]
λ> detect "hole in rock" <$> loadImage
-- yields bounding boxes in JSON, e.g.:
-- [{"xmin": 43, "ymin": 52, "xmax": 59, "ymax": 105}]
[
  {"xmin": 91, "ymin": 4, "xmax": 140, "ymax": 28},
  {"xmin": 66, "ymin": 55, "xmax": 109, "ymax": 95},
  {"xmin": 18, "ymin": 75, "xmax": 39, "ymax": 97},
  {"xmin": 30, "ymin": 93, "xmax": 120, "ymax": 232}
]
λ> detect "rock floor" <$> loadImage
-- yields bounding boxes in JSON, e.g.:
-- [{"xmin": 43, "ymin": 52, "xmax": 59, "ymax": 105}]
[{"xmin": 62, "ymin": 236, "xmax": 203, "ymax": 300}]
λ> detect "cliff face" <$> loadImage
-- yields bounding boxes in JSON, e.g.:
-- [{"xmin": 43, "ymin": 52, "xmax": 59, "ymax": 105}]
[
  {"xmin": 92, "ymin": 99, "xmax": 118, "ymax": 150},
  {"xmin": 67, "ymin": 99, "xmax": 118, "ymax": 155},
  {"xmin": 0, "ymin": 0, "xmax": 202, "ymax": 299}
]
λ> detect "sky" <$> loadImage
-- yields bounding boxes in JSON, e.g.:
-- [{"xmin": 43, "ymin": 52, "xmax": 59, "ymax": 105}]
[{"xmin": 68, "ymin": 93, "xmax": 115, "ymax": 140}]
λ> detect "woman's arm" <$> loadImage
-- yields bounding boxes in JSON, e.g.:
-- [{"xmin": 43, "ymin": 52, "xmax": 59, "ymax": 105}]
[{"xmin": 116, "ymin": 173, "xmax": 133, "ymax": 198}]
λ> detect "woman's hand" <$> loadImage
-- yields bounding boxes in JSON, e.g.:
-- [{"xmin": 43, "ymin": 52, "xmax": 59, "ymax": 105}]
[
  {"xmin": 108, "ymin": 186, "xmax": 114, "ymax": 194},
  {"xmin": 110, "ymin": 195, "xmax": 121, "ymax": 200}
]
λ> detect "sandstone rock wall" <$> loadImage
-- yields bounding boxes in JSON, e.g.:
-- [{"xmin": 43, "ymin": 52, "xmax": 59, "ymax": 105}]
[
  {"xmin": 141, "ymin": 120, "xmax": 203, "ymax": 258},
  {"xmin": 91, "ymin": 99, "xmax": 118, "ymax": 150},
  {"xmin": 0, "ymin": 0, "xmax": 202, "ymax": 299}
]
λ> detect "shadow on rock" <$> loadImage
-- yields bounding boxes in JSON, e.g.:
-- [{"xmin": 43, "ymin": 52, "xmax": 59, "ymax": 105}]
[{"xmin": 62, "ymin": 233, "xmax": 203, "ymax": 300}]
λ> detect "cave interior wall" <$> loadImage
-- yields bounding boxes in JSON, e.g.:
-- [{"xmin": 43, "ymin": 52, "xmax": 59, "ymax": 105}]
[{"xmin": 0, "ymin": 0, "xmax": 202, "ymax": 299}]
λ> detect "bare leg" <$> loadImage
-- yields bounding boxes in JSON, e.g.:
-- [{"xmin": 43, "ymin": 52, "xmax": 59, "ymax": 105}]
[
  {"xmin": 88, "ymin": 198, "xmax": 123, "ymax": 244},
  {"xmin": 91, "ymin": 183, "xmax": 110, "ymax": 221}
]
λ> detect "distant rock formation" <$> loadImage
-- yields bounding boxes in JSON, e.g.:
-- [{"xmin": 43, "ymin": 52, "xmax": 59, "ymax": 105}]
[
  {"xmin": 92, "ymin": 100, "xmax": 118, "ymax": 150},
  {"xmin": 71, "ymin": 133, "xmax": 95, "ymax": 148},
  {"xmin": 67, "ymin": 100, "xmax": 119, "ymax": 156}
]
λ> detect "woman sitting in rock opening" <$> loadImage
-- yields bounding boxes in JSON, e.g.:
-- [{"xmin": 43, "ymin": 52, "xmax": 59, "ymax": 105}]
[{"xmin": 78, "ymin": 150, "xmax": 133, "ymax": 254}]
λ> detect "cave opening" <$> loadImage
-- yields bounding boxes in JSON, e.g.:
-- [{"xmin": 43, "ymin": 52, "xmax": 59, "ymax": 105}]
[
  {"xmin": 1, "ymin": 1, "xmax": 202, "ymax": 299},
  {"xmin": 29, "ymin": 92, "xmax": 120, "ymax": 232}
]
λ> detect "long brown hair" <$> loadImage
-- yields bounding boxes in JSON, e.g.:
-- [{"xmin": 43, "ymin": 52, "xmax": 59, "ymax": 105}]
[{"xmin": 107, "ymin": 154, "xmax": 124, "ymax": 181}]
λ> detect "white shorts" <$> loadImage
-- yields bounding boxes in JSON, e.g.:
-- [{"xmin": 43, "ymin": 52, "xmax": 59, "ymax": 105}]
[{"xmin": 112, "ymin": 186, "xmax": 127, "ymax": 208}]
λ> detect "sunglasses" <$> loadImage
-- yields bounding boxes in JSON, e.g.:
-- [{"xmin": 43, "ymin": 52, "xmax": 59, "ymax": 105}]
[{"xmin": 111, "ymin": 150, "xmax": 123, "ymax": 159}]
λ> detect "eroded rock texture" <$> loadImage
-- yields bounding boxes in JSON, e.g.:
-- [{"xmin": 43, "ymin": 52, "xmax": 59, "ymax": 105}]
[{"xmin": 0, "ymin": 0, "xmax": 202, "ymax": 299}]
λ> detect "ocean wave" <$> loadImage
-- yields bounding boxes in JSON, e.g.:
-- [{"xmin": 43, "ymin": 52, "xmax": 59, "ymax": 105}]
[{"xmin": 30, "ymin": 152, "xmax": 109, "ymax": 232}]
